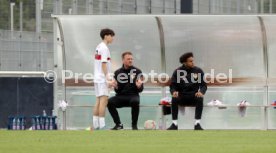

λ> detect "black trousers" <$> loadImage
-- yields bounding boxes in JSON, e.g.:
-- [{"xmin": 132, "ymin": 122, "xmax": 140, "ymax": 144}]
[
  {"xmin": 171, "ymin": 94, "xmax": 203, "ymax": 120},
  {"xmin": 107, "ymin": 95, "xmax": 140, "ymax": 126}
]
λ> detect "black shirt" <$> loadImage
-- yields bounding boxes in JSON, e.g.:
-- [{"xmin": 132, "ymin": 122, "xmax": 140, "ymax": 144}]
[
  {"xmin": 170, "ymin": 65, "xmax": 207, "ymax": 96},
  {"xmin": 114, "ymin": 65, "xmax": 144, "ymax": 96}
]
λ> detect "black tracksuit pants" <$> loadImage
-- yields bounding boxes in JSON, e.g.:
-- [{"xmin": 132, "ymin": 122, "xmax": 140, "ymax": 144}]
[
  {"xmin": 171, "ymin": 94, "xmax": 203, "ymax": 120},
  {"xmin": 108, "ymin": 95, "xmax": 140, "ymax": 126}
]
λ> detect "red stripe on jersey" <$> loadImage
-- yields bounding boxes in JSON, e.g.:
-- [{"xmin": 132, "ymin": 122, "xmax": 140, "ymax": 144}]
[
  {"xmin": 95, "ymin": 54, "xmax": 101, "ymax": 60},
  {"xmin": 95, "ymin": 54, "xmax": 111, "ymax": 61}
]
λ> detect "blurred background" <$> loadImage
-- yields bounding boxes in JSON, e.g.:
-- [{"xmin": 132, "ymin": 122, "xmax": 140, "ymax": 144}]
[{"xmin": 1, "ymin": 0, "xmax": 276, "ymax": 130}]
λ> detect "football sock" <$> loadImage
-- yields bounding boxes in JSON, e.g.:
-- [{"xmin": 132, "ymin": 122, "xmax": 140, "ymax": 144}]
[
  {"xmin": 99, "ymin": 117, "xmax": 105, "ymax": 129},
  {"xmin": 172, "ymin": 120, "xmax": 178, "ymax": 126},
  {"xmin": 195, "ymin": 120, "xmax": 200, "ymax": 125},
  {"xmin": 93, "ymin": 116, "xmax": 99, "ymax": 129}
]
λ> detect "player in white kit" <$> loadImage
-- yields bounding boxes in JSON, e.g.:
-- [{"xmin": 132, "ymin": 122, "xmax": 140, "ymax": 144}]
[{"xmin": 93, "ymin": 28, "xmax": 115, "ymax": 129}]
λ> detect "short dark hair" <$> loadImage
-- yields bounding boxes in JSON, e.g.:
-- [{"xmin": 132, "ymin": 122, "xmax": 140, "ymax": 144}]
[
  {"xmin": 179, "ymin": 52, "xmax": 193, "ymax": 63},
  {"xmin": 100, "ymin": 28, "xmax": 115, "ymax": 40},
  {"xmin": 122, "ymin": 51, "xmax": 132, "ymax": 59}
]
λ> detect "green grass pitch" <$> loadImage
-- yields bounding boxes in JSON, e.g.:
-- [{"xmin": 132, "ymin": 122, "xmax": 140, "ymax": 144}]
[{"xmin": 0, "ymin": 130, "xmax": 276, "ymax": 153}]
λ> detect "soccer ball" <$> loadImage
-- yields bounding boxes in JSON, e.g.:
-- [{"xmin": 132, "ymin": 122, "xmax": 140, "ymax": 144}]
[{"xmin": 144, "ymin": 120, "xmax": 156, "ymax": 130}]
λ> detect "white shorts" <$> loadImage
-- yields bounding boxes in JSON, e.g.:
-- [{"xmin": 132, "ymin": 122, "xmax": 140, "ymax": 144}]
[{"xmin": 94, "ymin": 83, "xmax": 110, "ymax": 97}]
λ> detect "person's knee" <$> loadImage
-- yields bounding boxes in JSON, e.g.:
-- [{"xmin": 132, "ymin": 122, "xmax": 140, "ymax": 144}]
[
  {"xmin": 171, "ymin": 97, "xmax": 179, "ymax": 106},
  {"xmin": 107, "ymin": 97, "xmax": 116, "ymax": 107},
  {"xmin": 130, "ymin": 98, "xmax": 139, "ymax": 107},
  {"xmin": 195, "ymin": 97, "xmax": 203, "ymax": 103},
  {"xmin": 172, "ymin": 97, "xmax": 178, "ymax": 102},
  {"xmin": 195, "ymin": 96, "xmax": 203, "ymax": 100},
  {"xmin": 195, "ymin": 97, "xmax": 203, "ymax": 106}
]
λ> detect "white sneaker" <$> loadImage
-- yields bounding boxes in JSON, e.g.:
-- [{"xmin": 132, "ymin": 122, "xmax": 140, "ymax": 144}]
[
  {"xmin": 208, "ymin": 100, "xmax": 226, "ymax": 109},
  {"xmin": 237, "ymin": 100, "xmax": 250, "ymax": 117},
  {"xmin": 208, "ymin": 99, "xmax": 222, "ymax": 106},
  {"xmin": 237, "ymin": 100, "xmax": 250, "ymax": 107},
  {"xmin": 160, "ymin": 97, "xmax": 172, "ymax": 105}
]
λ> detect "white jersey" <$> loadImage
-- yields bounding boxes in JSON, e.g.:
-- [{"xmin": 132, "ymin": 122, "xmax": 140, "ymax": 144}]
[{"xmin": 94, "ymin": 42, "xmax": 111, "ymax": 83}]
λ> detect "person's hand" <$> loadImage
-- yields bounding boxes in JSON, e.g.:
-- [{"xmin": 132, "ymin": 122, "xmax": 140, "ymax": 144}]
[
  {"xmin": 195, "ymin": 91, "xmax": 204, "ymax": 98},
  {"xmin": 107, "ymin": 79, "xmax": 117, "ymax": 89},
  {"xmin": 111, "ymin": 79, "xmax": 118, "ymax": 89},
  {"xmin": 172, "ymin": 91, "xmax": 179, "ymax": 98},
  {"xmin": 136, "ymin": 78, "xmax": 143, "ymax": 89}
]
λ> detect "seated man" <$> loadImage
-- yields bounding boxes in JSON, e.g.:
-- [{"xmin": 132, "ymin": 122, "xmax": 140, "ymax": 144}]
[
  {"xmin": 167, "ymin": 52, "xmax": 207, "ymax": 130},
  {"xmin": 108, "ymin": 51, "xmax": 144, "ymax": 130}
]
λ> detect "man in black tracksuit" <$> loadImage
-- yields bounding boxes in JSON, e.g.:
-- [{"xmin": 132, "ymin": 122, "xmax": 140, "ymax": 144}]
[
  {"xmin": 108, "ymin": 52, "xmax": 143, "ymax": 130},
  {"xmin": 167, "ymin": 52, "xmax": 207, "ymax": 130}
]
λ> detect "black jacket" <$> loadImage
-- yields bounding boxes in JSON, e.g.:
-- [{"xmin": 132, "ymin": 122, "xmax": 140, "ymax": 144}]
[
  {"xmin": 114, "ymin": 65, "xmax": 144, "ymax": 96},
  {"xmin": 170, "ymin": 65, "xmax": 207, "ymax": 96}
]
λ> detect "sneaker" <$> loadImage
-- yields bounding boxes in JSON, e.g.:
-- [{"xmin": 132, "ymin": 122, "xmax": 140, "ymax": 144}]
[
  {"xmin": 167, "ymin": 123, "xmax": 178, "ymax": 130},
  {"xmin": 194, "ymin": 123, "xmax": 204, "ymax": 130},
  {"xmin": 132, "ymin": 125, "xmax": 138, "ymax": 130},
  {"xmin": 272, "ymin": 101, "xmax": 276, "ymax": 109},
  {"xmin": 208, "ymin": 100, "xmax": 226, "ymax": 109},
  {"xmin": 237, "ymin": 100, "xmax": 250, "ymax": 107},
  {"xmin": 111, "ymin": 124, "xmax": 123, "ymax": 130}
]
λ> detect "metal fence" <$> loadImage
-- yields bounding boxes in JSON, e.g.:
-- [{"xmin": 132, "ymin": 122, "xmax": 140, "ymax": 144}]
[
  {"xmin": 0, "ymin": 0, "xmax": 275, "ymax": 71},
  {"xmin": 193, "ymin": 0, "xmax": 259, "ymax": 14},
  {"xmin": 2, "ymin": 0, "xmax": 275, "ymax": 33},
  {"xmin": 0, "ymin": 30, "xmax": 53, "ymax": 71}
]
